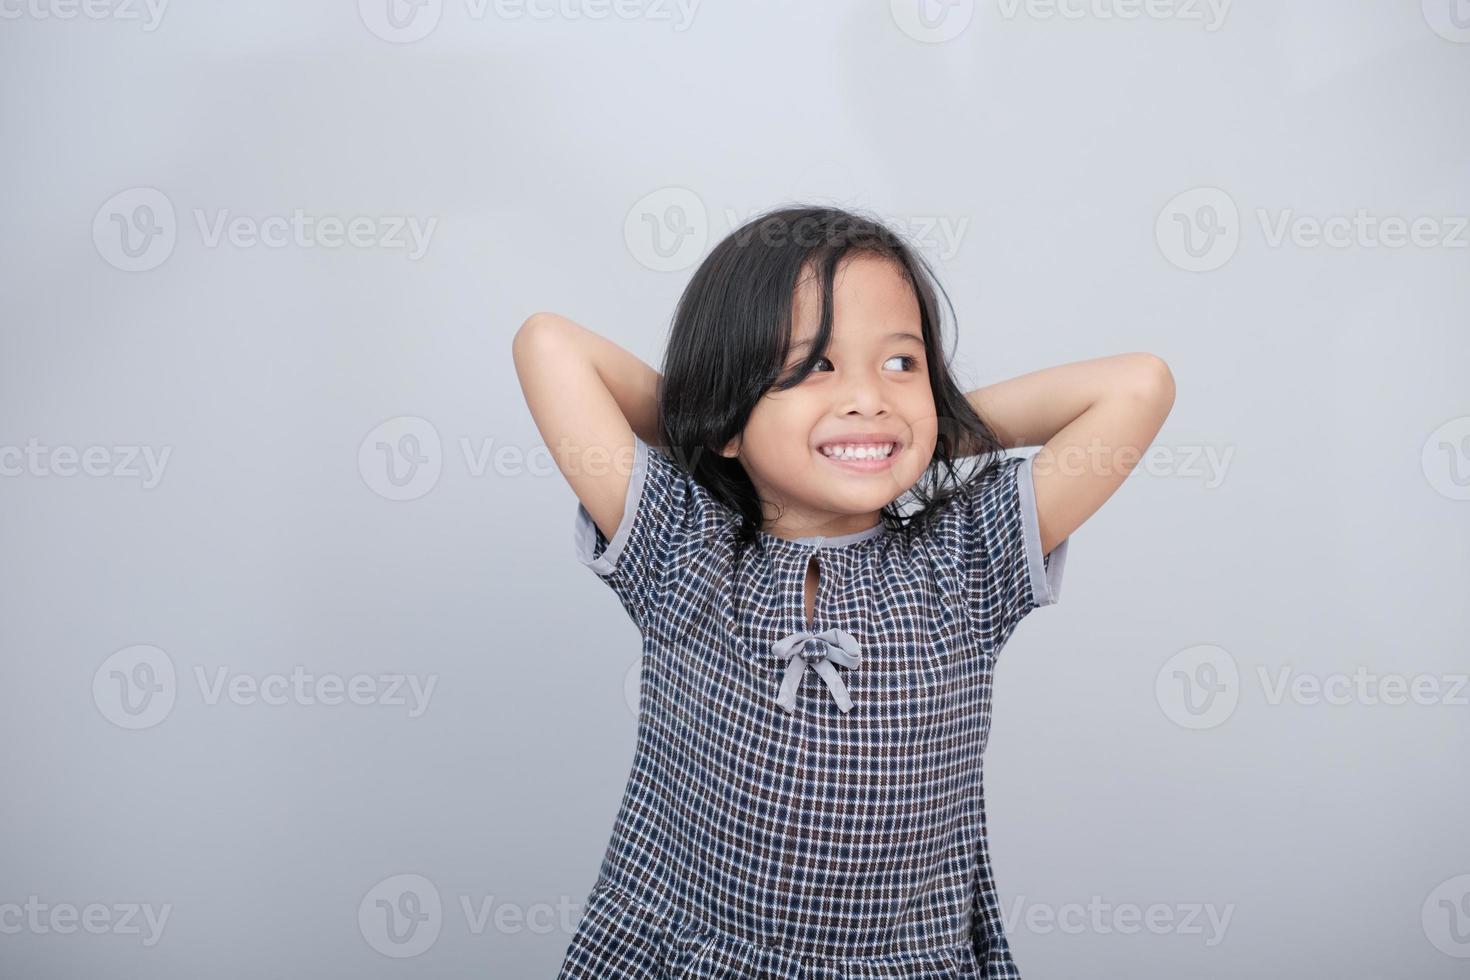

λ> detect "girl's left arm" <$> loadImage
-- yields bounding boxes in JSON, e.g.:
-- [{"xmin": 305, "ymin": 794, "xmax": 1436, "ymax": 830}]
[{"xmin": 964, "ymin": 352, "xmax": 1176, "ymax": 556}]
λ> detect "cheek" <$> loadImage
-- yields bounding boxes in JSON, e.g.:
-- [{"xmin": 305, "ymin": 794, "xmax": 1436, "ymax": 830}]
[
  {"xmin": 752, "ymin": 393, "xmax": 818, "ymax": 437},
  {"xmin": 901, "ymin": 397, "xmax": 940, "ymax": 441},
  {"xmin": 740, "ymin": 403, "xmax": 810, "ymax": 469},
  {"xmin": 742, "ymin": 401, "xmax": 784, "ymax": 446},
  {"xmin": 901, "ymin": 406, "xmax": 940, "ymax": 470}
]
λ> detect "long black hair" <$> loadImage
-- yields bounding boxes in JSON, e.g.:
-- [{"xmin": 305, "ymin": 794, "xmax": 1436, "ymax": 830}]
[{"xmin": 655, "ymin": 204, "xmax": 1007, "ymax": 552}]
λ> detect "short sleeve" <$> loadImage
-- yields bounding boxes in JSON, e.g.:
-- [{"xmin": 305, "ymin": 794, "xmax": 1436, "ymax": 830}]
[
  {"xmin": 571, "ymin": 434, "xmax": 723, "ymax": 634},
  {"xmin": 953, "ymin": 453, "xmax": 1070, "ymax": 656}
]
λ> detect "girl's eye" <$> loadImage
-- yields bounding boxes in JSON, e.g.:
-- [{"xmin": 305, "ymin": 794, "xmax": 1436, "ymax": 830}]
[{"xmin": 804, "ymin": 355, "xmax": 918, "ymax": 374}]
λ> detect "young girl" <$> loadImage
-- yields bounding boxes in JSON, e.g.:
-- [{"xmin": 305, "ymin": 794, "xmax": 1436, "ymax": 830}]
[{"xmin": 513, "ymin": 206, "xmax": 1174, "ymax": 979}]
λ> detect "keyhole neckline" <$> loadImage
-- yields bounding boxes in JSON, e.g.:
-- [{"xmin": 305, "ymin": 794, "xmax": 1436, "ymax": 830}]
[{"xmin": 756, "ymin": 520, "xmax": 887, "ymax": 550}]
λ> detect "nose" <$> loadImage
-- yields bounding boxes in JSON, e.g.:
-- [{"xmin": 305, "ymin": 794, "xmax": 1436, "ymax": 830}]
[{"xmin": 835, "ymin": 365, "xmax": 890, "ymax": 417}]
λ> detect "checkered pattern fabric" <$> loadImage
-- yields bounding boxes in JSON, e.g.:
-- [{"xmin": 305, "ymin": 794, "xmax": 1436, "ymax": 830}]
[{"xmin": 560, "ymin": 434, "xmax": 1068, "ymax": 979}]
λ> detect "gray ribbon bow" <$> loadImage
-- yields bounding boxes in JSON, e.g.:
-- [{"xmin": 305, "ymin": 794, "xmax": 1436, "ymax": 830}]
[{"xmin": 770, "ymin": 628, "xmax": 862, "ymax": 714}]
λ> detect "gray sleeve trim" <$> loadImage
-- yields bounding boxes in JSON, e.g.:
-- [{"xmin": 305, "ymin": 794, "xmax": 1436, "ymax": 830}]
[
  {"xmin": 571, "ymin": 435, "xmax": 650, "ymax": 577},
  {"xmin": 1016, "ymin": 453, "xmax": 1068, "ymax": 607}
]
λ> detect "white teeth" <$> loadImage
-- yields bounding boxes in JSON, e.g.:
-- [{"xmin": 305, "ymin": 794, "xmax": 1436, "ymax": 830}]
[{"xmin": 820, "ymin": 442, "xmax": 895, "ymax": 461}]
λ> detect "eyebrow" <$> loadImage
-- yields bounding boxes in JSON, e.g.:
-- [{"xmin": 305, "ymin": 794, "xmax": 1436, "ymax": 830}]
[{"xmin": 789, "ymin": 330, "xmax": 924, "ymax": 353}]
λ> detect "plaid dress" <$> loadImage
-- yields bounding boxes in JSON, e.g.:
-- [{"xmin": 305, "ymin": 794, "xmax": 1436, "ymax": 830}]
[{"xmin": 559, "ymin": 434, "xmax": 1069, "ymax": 979}]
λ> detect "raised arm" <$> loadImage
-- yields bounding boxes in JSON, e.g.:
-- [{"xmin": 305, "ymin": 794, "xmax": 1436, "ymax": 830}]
[
  {"xmin": 964, "ymin": 352, "xmax": 1175, "ymax": 556},
  {"xmin": 510, "ymin": 312, "xmax": 663, "ymax": 544}
]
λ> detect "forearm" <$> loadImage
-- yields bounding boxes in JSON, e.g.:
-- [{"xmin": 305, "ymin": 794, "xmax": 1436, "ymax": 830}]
[
  {"xmin": 963, "ymin": 352, "xmax": 1172, "ymax": 451},
  {"xmin": 519, "ymin": 313, "xmax": 664, "ymax": 448}
]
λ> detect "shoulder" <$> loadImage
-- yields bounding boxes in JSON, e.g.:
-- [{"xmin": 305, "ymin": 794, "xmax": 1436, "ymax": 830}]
[
  {"xmin": 639, "ymin": 438, "xmax": 738, "ymax": 541},
  {"xmin": 902, "ymin": 454, "xmax": 1028, "ymax": 550},
  {"xmin": 573, "ymin": 435, "xmax": 736, "ymax": 587}
]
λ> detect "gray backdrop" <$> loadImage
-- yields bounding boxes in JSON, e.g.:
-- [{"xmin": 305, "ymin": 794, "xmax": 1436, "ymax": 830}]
[{"xmin": 3, "ymin": 1, "xmax": 1468, "ymax": 977}]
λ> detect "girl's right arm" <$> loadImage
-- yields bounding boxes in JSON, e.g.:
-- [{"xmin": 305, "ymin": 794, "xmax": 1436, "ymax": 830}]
[{"xmin": 510, "ymin": 312, "xmax": 662, "ymax": 546}]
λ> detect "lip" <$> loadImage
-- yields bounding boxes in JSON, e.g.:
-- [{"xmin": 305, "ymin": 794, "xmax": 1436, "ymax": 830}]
[{"xmin": 814, "ymin": 431, "xmax": 905, "ymax": 452}]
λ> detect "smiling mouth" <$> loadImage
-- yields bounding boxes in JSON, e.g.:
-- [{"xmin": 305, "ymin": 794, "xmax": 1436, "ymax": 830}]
[
  {"xmin": 815, "ymin": 442, "xmax": 901, "ymax": 473},
  {"xmin": 817, "ymin": 442, "xmax": 898, "ymax": 461}
]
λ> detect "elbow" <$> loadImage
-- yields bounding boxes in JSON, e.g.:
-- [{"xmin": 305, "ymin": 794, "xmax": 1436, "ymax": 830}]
[
  {"xmin": 514, "ymin": 311, "xmax": 556, "ymax": 340},
  {"xmin": 519, "ymin": 311, "xmax": 561, "ymax": 331},
  {"xmin": 1129, "ymin": 352, "xmax": 1175, "ymax": 408},
  {"xmin": 512, "ymin": 312, "xmax": 564, "ymax": 360}
]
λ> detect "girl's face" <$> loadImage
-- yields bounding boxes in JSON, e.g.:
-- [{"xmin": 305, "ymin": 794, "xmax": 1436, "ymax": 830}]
[{"xmin": 721, "ymin": 252, "xmax": 939, "ymax": 539}]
